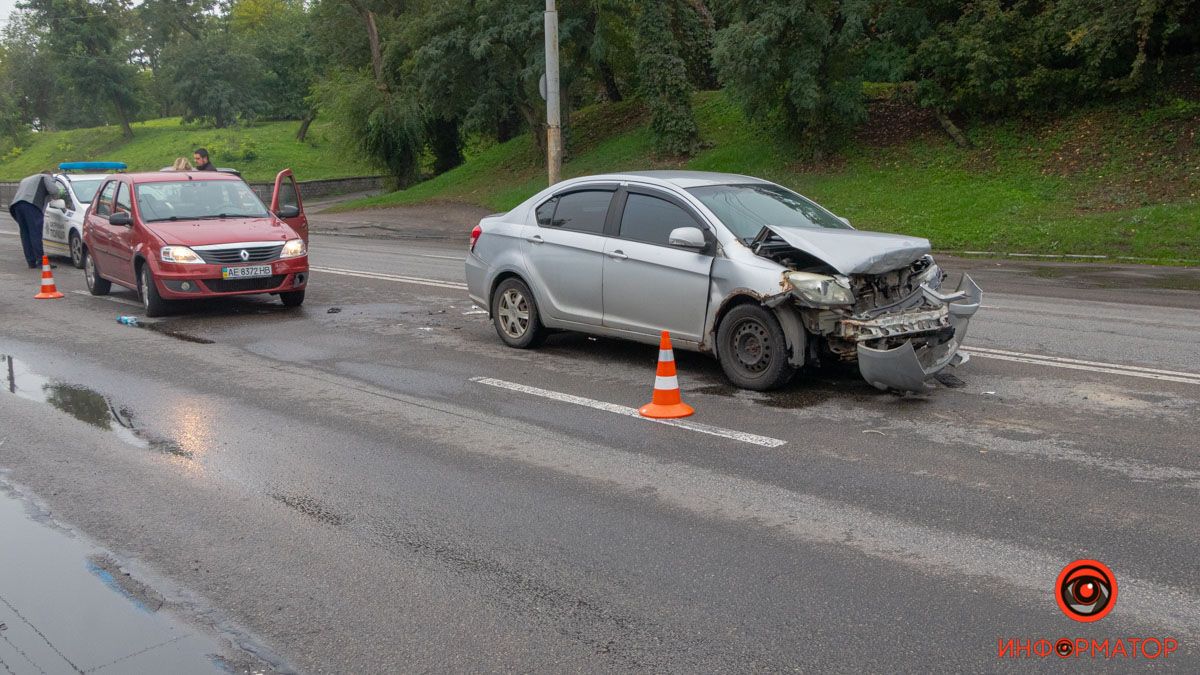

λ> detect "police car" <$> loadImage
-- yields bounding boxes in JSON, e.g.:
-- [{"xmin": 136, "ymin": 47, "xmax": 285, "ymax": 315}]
[{"xmin": 44, "ymin": 161, "xmax": 126, "ymax": 268}]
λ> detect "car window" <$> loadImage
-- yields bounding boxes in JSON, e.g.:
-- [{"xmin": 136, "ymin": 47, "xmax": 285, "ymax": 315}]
[
  {"xmin": 69, "ymin": 179, "xmax": 102, "ymax": 205},
  {"xmin": 55, "ymin": 179, "xmax": 71, "ymax": 208},
  {"xmin": 114, "ymin": 183, "xmax": 131, "ymax": 213},
  {"xmin": 618, "ymin": 193, "xmax": 702, "ymax": 246},
  {"xmin": 95, "ymin": 181, "xmax": 116, "ymax": 217},
  {"xmin": 134, "ymin": 179, "xmax": 269, "ymax": 222},
  {"xmin": 687, "ymin": 183, "xmax": 850, "ymax": 240},
  {"xmin": 535, "ymin": 197, "xmax": 557, "ymax": 227},
  {"xmin": 276, "ymin": 178, "xmax": 300, "ymax": 212},
  {"xmin": 547, "ymin": 190, "xmax": 612, "ymax": 234}
]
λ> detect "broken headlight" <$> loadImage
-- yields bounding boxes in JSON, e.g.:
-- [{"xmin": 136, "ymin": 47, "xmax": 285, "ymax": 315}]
[{"xmin": 785, "ymin": 271, "xmax": 855, "ymax": 307}]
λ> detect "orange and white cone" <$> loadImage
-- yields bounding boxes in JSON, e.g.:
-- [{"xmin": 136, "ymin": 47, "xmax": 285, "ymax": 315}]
[
  {"xmin": 639, "ymin": 331, "xmax": 694, "ymax": 419},
  {"xmin": 34, "ymin": 255, "xmax": 64, "ymax": 299}
]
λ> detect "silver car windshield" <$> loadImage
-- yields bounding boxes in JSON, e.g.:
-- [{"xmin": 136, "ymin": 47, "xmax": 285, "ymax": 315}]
[
  {"xmin": 687, "ymin": 184, "xmax": 850, "ymax": 240},
  {"xmin": 135, "ymin": 180, "xmax": 269, "ymax": 222}
]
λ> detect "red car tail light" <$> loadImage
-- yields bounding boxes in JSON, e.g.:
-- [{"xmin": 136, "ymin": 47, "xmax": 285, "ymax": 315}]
[{"xmin": 469, "ymin": 224, "xmax": 482, "ymax": 252}]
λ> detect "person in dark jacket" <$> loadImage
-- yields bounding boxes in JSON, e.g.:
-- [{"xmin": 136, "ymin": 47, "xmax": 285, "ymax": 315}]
[
  {"xmin": 193, "ymin": 148, "xmax": 217, "ymax": 171},
  {"xmin": 9, "ymin": 171, "xmax": 63, "ymax": 268}
]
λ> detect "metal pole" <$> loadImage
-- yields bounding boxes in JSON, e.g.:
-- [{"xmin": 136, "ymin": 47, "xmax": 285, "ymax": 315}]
[{"xmin": 544, "ymin": 0, "xmax": 562, "ymax": 185}]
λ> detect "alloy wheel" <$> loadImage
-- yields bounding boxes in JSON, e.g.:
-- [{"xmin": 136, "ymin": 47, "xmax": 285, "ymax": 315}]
[{"xmin": 497, "ymin": 289, "xmax": 529, "ymax": 338}]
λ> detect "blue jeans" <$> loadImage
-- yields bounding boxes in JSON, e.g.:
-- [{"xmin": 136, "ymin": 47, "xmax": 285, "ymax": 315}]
[{"xmin": 11, "ymin": 201, "xmax": 44, "ymax": 266}]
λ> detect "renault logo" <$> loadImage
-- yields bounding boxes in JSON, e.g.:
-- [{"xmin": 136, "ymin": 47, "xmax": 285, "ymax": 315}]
[{"xmin": 239, "ymin": 249, "xmax": 250, "ymax": 262}]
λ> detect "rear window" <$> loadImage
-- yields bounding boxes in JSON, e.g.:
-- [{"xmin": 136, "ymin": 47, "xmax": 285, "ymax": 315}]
[{"xmin": 544, "ymin": 190, "xmax": 612, "ymax": 234}]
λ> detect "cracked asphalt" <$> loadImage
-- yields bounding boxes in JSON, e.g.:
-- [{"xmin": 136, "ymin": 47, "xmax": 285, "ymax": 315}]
[{"xmin": 0, "ymin": 219, "xmax": 1198, "ymax": 672}]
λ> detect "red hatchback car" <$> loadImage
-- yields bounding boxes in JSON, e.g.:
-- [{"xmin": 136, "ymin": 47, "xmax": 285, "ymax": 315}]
[{"xmin": 82, "ymin": 169, "xmax": 309, "ymax": 317}]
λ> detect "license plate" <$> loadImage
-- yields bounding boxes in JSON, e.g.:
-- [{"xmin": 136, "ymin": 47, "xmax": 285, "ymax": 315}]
[{"xmin": 221, "ymin": 265, "xmax": 273, "ymax": 280}]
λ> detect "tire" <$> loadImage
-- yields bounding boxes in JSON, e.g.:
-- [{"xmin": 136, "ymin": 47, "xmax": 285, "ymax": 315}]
[
  {"xmin": 490, "ymin": 277, "xmax": 545, "ymax": 348},
  {"xmin": 69, "ymin": 231, "xmax": 85, "ymax": 269},
  {"xmin": 716, "ymin": 304, "xmax": 797, "ymax": 391},
  {"xmin": 84, "ymin": 249, "xmax": 111, "ymax": 296},
  {"xmin": 139, "ymin": 264, "xmax": 169, "ymax": 318},
  {"xmin": 280, "ymin": 289, "xmax": 305, "ymax": 307}
]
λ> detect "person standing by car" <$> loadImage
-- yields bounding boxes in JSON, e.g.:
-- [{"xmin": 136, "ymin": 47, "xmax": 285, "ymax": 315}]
[
  {"xmin": 172, "ymin": 157, "xmax": 194, "ymax": 171},
  {"xmin": 193, "ymin": 148, "xmax": 217, "ymax": 171},
  {"xmin": 8, "ymin": 171, "xmax": 63, "ymax": 269}
]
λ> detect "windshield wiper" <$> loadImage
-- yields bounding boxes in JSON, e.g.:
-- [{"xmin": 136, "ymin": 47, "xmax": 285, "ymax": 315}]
[{"xmin": 147, "ymin": 215, "xmax": 204, "ymax": 222}]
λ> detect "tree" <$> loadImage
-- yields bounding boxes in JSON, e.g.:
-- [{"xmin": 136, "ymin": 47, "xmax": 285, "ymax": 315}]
[
  {"xmin": 636, "ymin": 1, "xmax": 703, "ymax": 155},
  {"xmin": 163, "ymin": 34, "xmax": 267, "ymax": 127},
  {"xmin": 22, "ymin": 0, "xmax": 142, "ymax": 138},
  {"xmin": 713, "ymin": 0, "xmax": 871, "ymax": 153}
]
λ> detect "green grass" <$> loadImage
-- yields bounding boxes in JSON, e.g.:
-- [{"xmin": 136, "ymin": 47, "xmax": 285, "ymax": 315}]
[
  {"xmin": 0, "ymin": 118, "xmax": 374, "ymax": 182},
  {"xmin": 340, "ymin": 90, "xmax": 1200, "ymax": 261}
]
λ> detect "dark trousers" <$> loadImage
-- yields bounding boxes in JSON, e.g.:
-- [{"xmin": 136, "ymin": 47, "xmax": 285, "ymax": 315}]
[{"xmin": 11, "ymin": 201, "xmax": 44, "ymax": 267}]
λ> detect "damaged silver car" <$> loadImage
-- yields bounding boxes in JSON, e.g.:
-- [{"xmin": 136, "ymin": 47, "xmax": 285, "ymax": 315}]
[{"xmin": 464, "ymin": 171, "xmax": 980, "ymax": 392}]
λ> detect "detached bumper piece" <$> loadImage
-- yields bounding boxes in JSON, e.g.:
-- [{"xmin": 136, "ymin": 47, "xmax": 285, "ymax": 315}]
[{"xmin": 857, "ymin": 274, "xmax": 982, "ymax": 392}]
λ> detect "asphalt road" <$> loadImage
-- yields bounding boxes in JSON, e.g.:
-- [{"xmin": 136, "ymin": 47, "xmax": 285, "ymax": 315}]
[{"xmin": 1, "ymin": 224, "xmax": 1198, "ymax": 672}]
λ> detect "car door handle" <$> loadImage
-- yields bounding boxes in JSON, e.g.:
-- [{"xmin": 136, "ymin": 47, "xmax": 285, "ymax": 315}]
[
  {"xmin": 525, "ymin": 235, "xmax": 543, "ymax": 244},
  {"xmin": 606, "ymin": 250, "xmax": 628, "ymax": 260}
]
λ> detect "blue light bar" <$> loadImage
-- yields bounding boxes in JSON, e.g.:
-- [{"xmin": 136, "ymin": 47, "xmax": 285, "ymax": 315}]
[{"xmin": 58, "ymin": 161, "xmax": 127, "ymax": 172}]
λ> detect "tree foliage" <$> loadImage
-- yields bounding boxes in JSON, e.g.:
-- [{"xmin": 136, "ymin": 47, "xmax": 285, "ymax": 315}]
[{"xmin": 713, "ymin": 0, "xmax": 872, "ymax": 151}]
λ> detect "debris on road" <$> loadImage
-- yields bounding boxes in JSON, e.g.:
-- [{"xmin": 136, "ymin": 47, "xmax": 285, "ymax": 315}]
[
  {"xmin": 862, "ymin": 429, "xmax": 886, "ymax": 436},
  {"xmin": 327, "ymin": 307, "xmax": 343, "ymax": 314},
  {"xmin": 117, "ymin": 315, "xmax": 139, "ymax": 326}
]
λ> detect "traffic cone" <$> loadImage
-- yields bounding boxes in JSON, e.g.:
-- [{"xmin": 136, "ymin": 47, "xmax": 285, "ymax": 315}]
[
  {"xmin": 34, "ymin": 256, "xmax": 64, "ymax": 299},
  {"xmin": 639, "ymin": 331, "xmax": 694, "ymax": 419}
]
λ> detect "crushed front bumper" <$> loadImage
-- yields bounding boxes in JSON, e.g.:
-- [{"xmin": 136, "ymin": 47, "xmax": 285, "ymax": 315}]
[{"xmin": 856, "ymin": 274, "xmax": 982, "ymax": 392}]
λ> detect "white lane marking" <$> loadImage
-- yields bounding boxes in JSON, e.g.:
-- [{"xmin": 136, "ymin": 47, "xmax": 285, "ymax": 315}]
[
  {"xmin": 310, "ymin": 265, "xmax": 467, "ymax": 290},
  {"xmin": 964, "ymin": 347, "xmax": 1200, "ymax": 386},
  {"xmin": 70, "ymin": 289, "xmax": 142, "ymax": 308},
  {"xmin": 968, "ymin": 346, "xmax": 1200, "ymax": 378},
  {"xmin": 472, "ymin": 376, "xmax": 787, "ymax": 448}
]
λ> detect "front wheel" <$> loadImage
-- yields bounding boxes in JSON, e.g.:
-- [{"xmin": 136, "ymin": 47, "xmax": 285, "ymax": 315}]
[
  {"xmin": 280, "ymin": 289, "xmax": 305, "ymax": 307},
  {"xmin": 69, "ymin": 231, "xmax": 84, "ymax": 268},
  {"xmin": 84, "ymin": 249, "xmax": 111, "ymax": 296},
  {"xmin": 140, "ymin": 265, "xmax": 169, "ymax": 317},
  {"xmin": 716, "ymin": 304, "xmax": 797, "ymax": 391},
  {"xmin": 491, "ymin": 277, "xmax": 545, "ymax": 348}
]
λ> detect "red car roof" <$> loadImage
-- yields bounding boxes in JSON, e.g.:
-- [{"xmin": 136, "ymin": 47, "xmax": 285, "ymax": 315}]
[{"xmin": 122, "ymin": 171, "xmax": 243, "ymax": 183}]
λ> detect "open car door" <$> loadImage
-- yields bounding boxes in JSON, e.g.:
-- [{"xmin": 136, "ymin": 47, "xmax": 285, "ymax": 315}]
[{"xmin": 270, "ymin": 169, "xmax": 308, "ymax": 243}]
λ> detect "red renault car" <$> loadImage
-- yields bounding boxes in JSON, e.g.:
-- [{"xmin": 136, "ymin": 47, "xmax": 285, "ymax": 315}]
[{"xmin": 82, "ymin": 169, "xmax": 309, "ymax": 317}]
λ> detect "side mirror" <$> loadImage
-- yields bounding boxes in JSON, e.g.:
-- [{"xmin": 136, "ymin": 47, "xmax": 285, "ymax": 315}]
[
  {"xmin": 276, "ymin": 204, "xmax": 300, "ymax": 219},
  {"xmin": 109, "ymin": 211, "xmax": 132, "ymax": 226},
  {"xmin": 668, "ymin": 226, "xmax": 707, "ymax": 251},
  {"xmin": 838, "ymin": 216, "xmax": 851, "ymax": 227},
  {"xmin": 48, "ymin": 199, "xmax": 66, "ymax": 211}
]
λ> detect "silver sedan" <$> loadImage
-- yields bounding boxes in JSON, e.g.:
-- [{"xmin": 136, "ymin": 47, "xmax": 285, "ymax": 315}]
[{"xmin": 465, "ymin": 171, "xmax": 980, "ymax": 392}]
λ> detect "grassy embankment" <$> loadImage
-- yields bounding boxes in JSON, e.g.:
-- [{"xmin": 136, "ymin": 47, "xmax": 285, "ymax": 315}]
[
  {"xmin": 344, "ymin": 90, "xmax": 1200, "ymax": 262},
  {"xmin": 0, "ymin": 117, "xmax": 374, "ymax": 183}
]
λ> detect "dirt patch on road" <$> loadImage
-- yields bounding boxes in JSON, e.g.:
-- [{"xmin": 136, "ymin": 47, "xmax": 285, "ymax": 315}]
[{"xmin": 309, "ymin": 201, "xmax": 492, "ymax": 242}]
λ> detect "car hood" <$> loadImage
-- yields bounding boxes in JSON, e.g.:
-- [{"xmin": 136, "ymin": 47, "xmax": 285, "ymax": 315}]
[
  {"xmin": 767, "ymin": 226, "xmax": 931, "ymax": 275},
  {"xmin": 144, "ymin": 217, "xmax": 296, "ymax": 247}
]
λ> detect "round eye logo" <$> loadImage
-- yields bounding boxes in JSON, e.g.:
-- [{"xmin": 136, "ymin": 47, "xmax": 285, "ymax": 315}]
[
  {"xmin": 1055, "ymin": 638, "xmax": 1074, "ymax": 658},
  {"xmin": 1056, "ymin": 559, "xmax": 1117, "ymax": 622}
]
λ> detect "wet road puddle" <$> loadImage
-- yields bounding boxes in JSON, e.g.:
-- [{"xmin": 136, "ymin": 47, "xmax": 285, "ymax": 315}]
[
  {"xmin": 2, "ymin": 354, "xmax": 190, "ymax": 458},
  {"xmin": 0, "ymin": 483, "xmax": 227, "ymax": 673}
]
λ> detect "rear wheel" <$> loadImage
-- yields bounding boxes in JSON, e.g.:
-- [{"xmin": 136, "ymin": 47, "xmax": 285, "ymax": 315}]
[
  {"xmin": 717, "ymin": 304, "xmax": 797, "ymax": 391},
  {"xmin": 69, "ymin": 231, "xmax": 84, "ymax": 268},
  {"xmin": 139, "ymin": 265, "xmax": 169, "ymax": 317},
  {"xmin": 280, "ymin": 289, "xmax": 305, "ymax": 307},
  {"xmin": 84, "ymin": 249, "xmax": 111, "ymax": 296},
  {"xmin": 491, "ymin": 277, "xmax": 545, "ymax": 348}
]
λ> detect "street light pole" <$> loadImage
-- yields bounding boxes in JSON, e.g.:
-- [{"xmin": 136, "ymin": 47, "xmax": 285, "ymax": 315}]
[{"xmin": 544, "ymin": 0, "xmax": 562, "ymax": 185}]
